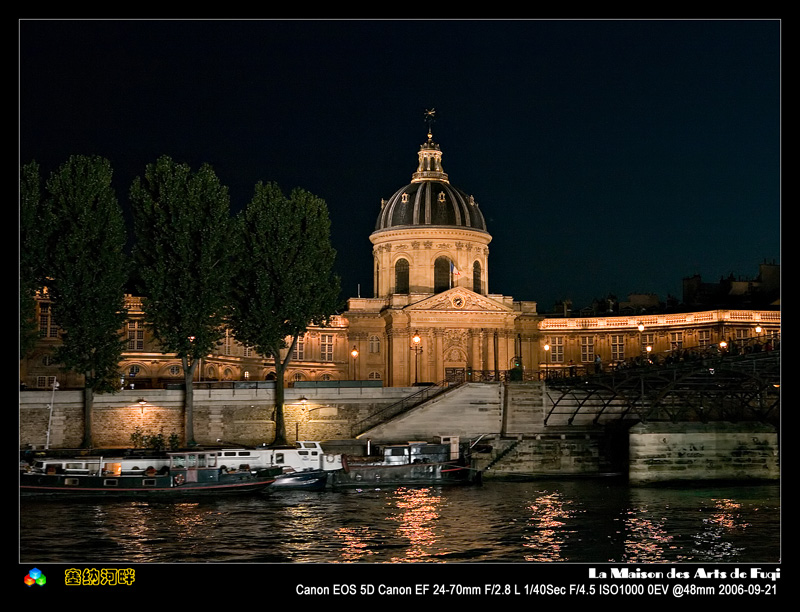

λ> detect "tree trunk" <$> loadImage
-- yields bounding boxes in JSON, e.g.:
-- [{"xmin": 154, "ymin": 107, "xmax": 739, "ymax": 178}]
[
  {"xmin": 81, "ymin": 380, "xmax": 94, "ymax": 448},
  {"xmin": 183, "ymin": 356, "xmax": 198, "ymax": 446},
  {"xmin": 273, "ymin": 358, "xmax": 287, "ymax": 446},
  {"xmin": 271, "ymin": 336, "xmax": 298, "ymax": 447}
]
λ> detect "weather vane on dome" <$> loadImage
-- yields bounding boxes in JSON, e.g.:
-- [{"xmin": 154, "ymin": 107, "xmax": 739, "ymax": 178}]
[{"xmin": 424, "ymin": 108, "xmax": 436, "ymax": 141}]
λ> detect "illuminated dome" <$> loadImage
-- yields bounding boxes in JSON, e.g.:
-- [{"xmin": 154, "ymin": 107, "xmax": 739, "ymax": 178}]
[{"xmin": 373, "ymin": 132, "xmax": 488, "ymax": 234}]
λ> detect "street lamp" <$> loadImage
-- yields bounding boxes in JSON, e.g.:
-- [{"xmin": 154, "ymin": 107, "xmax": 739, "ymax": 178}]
[
  {"xmin": 543, "ymin": 343, "xmax": 550, "ymax": 380},
  {"xmin": 411, "ymin": 332, "xmax": 423, "ymax": 385},
  {"xmin": 637, "ymin": 323, "xmax": 645, "ymax": 363},
  {"xmin": 351, "ymin": 346, "xmax": 359, "ymax": 380}
]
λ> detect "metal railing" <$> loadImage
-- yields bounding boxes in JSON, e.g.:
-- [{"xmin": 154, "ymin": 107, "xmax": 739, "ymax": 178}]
[{"xmin": 351, "ymin": 379, "xmax": 464, "ymax": 436}]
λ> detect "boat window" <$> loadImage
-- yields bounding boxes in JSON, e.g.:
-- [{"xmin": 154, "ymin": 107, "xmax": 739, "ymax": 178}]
[
  {"xmin": 298, "ymin": 450, "xmax": 308, "ymax": 456},
  {"xmin": 64, "ymin": 478, "xmax": 79, "ymax": 486},
  {"xmin": 186, "ymin": 454, "xmax": 198, "ymax": 468},
  {"xmin": 142, "ymin": 479, "xmax": 157, "ymax": 487},
  {"xmin": 172, "ymin": 455, "xmax": 186, "ymax": 468},
  {"xmin": 222, "ymin": 452, "xmax": 237, "ymax": 457},
  {"xmin": 103, "ymin": 479, "xmax": 119, "ymax": 487},
  {"xmin": 275, "ymin": 453, "xmax": 284, "ymax": 464}
]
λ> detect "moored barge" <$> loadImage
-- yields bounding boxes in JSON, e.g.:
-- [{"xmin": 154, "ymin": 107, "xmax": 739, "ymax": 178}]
[{"xmin": 20, "ymin": 449, "xmax": 281, "ymax": 499}]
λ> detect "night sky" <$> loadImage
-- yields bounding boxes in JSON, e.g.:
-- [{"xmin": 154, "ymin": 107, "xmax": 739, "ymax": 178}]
[{"xmin": 19, "ymin": 19, "xmax": 781, "ymax": 312}]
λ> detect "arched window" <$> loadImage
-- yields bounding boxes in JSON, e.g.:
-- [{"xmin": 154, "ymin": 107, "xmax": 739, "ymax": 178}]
[
  {"xmin": 473, "ymin": 261, "xmax": 482, "ymax": 294},
  {"xmin": 434, "ymin": 257, "xmax": 452, "ymax": 293},
  {"xmin": 395, "ymin": 258, "xmax": 409, "ymax": 294},
  {"xmin": 369, "ymin": 335, "xmax": 381, "ymax": 354}
]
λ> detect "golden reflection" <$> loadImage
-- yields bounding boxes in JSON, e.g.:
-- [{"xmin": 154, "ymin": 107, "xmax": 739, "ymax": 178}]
[
  {"xmin": 689, "ymin": 498, "xmax": 749, "ymax": 560},
  {"xmin": 620, "ymin": 508, "xmax": 678, "ymax": 563},
  {"xmin": 280, "ymin": 504, "xmax": 329, "ymax": 555},
  {"xmin": 708, "ymin": 498, "xmax": 747, "ymax": 530},
  {"xmin": 334, "ymin": 526, "xmax": 377, "ymax": 563},
  {"xmin": 386, "ymin": 487, "xmax": 444, "ymax": 562},
  {"xmin": 522, "ymin": 492, "xmax": 574, "ymax": 562}
]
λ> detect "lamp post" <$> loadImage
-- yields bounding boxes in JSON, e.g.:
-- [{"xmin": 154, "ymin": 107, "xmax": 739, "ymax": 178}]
[
  {"xmin": 351, "ymin": 346, "xmax": 359, "ymax": 381},
  {"xmin": 637, "ymin": 323, "xmax": 645, "ymax": 364},
  {"xmin": 543, "ymin": 343, "xmax": 550, "ymax": 380},
  {"xmin": 411, "ymin": 332, "xmax": 422, "ymax": 385},
  {"xmin": 296, "ymin": 396, "xmax": 308, "ymax": 441}
]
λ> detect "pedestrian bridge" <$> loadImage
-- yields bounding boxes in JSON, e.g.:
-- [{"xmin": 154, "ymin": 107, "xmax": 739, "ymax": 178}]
[{"xmin": 542, "ymin": 350, "xmax": 780, "ymax": 427}]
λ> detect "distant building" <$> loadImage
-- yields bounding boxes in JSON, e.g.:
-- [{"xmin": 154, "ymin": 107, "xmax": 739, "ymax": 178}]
[
  {"xmin": 21, "ymin": 129, "xmax": 780, "ymax": 389},
  {"xmin": 682, "ymin": 260, "xmax": 780, "ymax": 310}
]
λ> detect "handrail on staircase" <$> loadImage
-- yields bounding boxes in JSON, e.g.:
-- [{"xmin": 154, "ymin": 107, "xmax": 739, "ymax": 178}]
[{"xmin": 352, "ymin": 379, "xmax": 465, "ymax": 436}]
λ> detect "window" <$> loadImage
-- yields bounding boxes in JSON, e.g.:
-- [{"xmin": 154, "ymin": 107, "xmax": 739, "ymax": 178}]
[
  {"xmin": 368, "ymin": 371, "xmax": 382, "ymax": 380},
  {"xmin": 36, "ymin": 376, "xmax": 57, "ymax": 389},
  {"xmin": 611, "ymin": 335, "xmax": 625, "ymax": 361},
  {"xmin": 321, "ymin": 334, "xmax": 334, "ymax": 361},
  {"xmin": 580, "ymin": 337, "xmax": 594, "ymax": 363},
  {"xmin": 38, "ymin": 302, "xmax": 59, "ymax": 338},
  {"xmin": 222, "ymin": 330, "xmax": 233, "ymax": 356},
  {"xmin": 369, "ymin": 335, "xmax": 381, "ymax": 354},
  {"xmin": 547, "ymin": 337, "xmax": 564, "ymax": 363},
  {"xmin": 169, "ymin": 365, "xmax": 182, "ymax": 377},
  {"xmin": 641, "ymin": 333, "xmax": 655, "ymax": 351},
  {"xmin": 670, "ymin": 332, "xmax": 684, "ymax": 351},
  {"xmin": 472, "ymin": 261, "xmax": 482, "ymax": 294},
  {"xmin": 698, "ymin": 330, "xmax": 712, "ymax": 348},
  {"xmin": 434, "ymin": 257, "xmax": 452, "ymax": 293},
  {"xmin": 293, "ymin": 335, "xmax": 305, "ymax": 360},
  {"xmin": 395, "ymin": 259, "xmax": 409, "ymax": 294},
  {"xmin": 127, "ymin": 320, "xmax": 144, "ymax": 350}
]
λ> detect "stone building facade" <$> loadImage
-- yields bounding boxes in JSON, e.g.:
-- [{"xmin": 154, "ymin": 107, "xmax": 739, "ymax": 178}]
[{"xmin": 20, "ymin": 129, "xmax": 780, "ymax": 392}]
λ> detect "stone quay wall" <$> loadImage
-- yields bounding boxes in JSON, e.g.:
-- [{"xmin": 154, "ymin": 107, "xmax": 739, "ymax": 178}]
[
  {"xmin": 19, "ymin": 386, "xmax": 415, "ymax": 449},
  {"xmin": 628, "ymin": 422, "xmax": 779, "ymax": 484}
]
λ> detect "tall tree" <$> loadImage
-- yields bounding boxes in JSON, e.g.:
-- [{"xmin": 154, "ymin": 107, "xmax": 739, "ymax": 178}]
[
  {"xmin": 130, "ymin": 156, "xmax": 232, "ymax": 446},
  {"xmin": 229, "ymin": 182, "xmax": 341, "ymax": 446},
  {"xmin": 42, "ymin": 155, "xmax": 129, "ymax": 448}
]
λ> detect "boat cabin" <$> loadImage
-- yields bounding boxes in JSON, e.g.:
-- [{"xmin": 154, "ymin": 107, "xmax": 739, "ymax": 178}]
[
  {"xmin": 216, "ymin": 441, "xmax": 342, "ymax": 472},
  {"xmin": 381, "ymin": 442, "xmax": 451, "ymax": 465}
]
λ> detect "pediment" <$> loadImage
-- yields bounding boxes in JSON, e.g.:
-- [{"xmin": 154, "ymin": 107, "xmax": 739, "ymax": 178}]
[{"xmin": 405, "ymin": 288, "xmax": 514, "ymax": 313}]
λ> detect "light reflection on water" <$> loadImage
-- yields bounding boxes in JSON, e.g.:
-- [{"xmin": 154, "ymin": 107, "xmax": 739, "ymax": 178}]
[{"xmin": 19, "ymin": 481, "xmax": 779, "ymax": 564}]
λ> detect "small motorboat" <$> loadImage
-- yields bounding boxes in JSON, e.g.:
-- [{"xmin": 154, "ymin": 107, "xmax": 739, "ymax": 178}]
[{"xmin": 270, "ymin": 468, "xmax": 330, "ymax": 491}]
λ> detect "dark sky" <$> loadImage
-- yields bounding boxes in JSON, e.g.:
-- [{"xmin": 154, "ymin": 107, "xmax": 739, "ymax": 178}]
[{"xmin": 19, "ymin": 19, "xmax": 781, "ymax": 311}]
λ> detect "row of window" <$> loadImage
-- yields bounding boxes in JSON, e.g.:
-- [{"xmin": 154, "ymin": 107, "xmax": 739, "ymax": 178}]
[
  {"xmin": 544, "ymin": 328, "xmax": 778, "ymax": 363},
  {"xmin": 392, "ymin": 257, "xmax": 482, "ymax": 294}
]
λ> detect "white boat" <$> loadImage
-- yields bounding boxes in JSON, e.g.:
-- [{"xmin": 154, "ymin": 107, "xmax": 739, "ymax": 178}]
[
  {"xmin": 20, "ymin": 441, "xmax": 344, "ymax": 492},
  {"xmin": 215, "ymin": 441, "xmax": 344, "ymax": 474}
]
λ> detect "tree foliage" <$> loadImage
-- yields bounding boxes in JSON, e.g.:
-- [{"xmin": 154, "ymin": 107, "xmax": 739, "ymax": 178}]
[
  {"xmin": 229, "ymin": 182, "xmax": 341, "ymax": 445},
  {"xmin": 41, "ymin": 155, "xmax": 129, "ymax": 446},
  {"xmin": 130, "ymin": 156, "xmax": 232, "ymax": 445}
]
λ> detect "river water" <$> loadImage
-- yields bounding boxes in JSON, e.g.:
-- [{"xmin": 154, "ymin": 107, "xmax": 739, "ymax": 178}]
[{"xmin": 20, "ymin": 480, "xmax": 779, "ymax": 565}]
